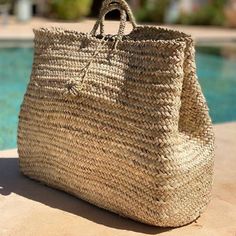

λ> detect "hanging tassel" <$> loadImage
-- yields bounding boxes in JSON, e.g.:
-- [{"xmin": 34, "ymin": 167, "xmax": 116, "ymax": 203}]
[{"xmin": 63, "ymin": 78, "xmax": 84, "ymax": 97}]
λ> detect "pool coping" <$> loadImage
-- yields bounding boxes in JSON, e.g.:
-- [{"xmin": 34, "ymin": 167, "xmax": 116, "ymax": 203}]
[
  {"xmin": 1, "ymin": 17, "xmax": 236, "ymax": 43},
  {"xmin": 1, "ymin": 37, "xmax": 236, "ymax": 49}
]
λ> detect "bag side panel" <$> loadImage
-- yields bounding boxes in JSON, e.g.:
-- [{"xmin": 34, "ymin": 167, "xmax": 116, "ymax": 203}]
[
  {"xmin": 165, "ymin": 40, "xmax": 215, "ymax": 225},
  {"xmin": 179, "ymin": 40, "xmax": 215, "ymax": 146}
]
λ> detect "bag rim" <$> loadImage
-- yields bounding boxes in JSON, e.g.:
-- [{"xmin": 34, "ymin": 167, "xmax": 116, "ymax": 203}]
[{"xmin": 33, "ymin": 25, "xmax": 193, "ymax": 46}]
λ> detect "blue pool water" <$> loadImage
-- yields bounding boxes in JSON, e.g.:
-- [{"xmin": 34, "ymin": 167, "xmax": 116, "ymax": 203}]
[{"xmin": 0, "ymin": 46, "xmax": 236, "ymax": 150}]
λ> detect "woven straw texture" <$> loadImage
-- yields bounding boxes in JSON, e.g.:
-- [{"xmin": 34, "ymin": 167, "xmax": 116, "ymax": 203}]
[{"xmin": 18, "ymin": 0, "xmax": 215, "ymax": 227}]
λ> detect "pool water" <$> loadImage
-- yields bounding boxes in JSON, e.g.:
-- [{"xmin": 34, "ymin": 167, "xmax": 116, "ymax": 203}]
[
  {"xmin": 0, "ymin": 48, "xmax": 33, "ymax": 150},
  {"xmin": 0, "ymin": 46, "xmax": 236, "ymax": 150}
]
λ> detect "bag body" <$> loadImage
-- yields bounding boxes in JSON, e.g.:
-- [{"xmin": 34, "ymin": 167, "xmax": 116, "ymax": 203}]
[{"xmin": 18, "ymin": 0, "xmax": 215, "ymax": 227}]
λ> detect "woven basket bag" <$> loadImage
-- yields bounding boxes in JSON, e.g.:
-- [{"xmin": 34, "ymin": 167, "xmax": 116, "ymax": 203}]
[{"xmin": 18, "ymin": 0, "xmax": 215, "ymax": 227}]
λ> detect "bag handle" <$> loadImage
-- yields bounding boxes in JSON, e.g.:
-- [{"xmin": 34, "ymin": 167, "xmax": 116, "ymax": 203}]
[
  {"xmin": 101, "ymin": 4, "xmax": 128, "ymax": 36},
  {"xmin": 94, "ymin": 3, "xmax": 128, "ymax": 37},
  {"xmin": 90, "ymin": 0, "xmax": 137, "ymax": 37}
]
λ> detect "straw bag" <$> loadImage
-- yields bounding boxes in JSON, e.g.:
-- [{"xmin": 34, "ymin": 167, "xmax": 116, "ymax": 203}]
[{"xmin": 18, "ymin": 0, "xmax": 215, "ymax": 227}]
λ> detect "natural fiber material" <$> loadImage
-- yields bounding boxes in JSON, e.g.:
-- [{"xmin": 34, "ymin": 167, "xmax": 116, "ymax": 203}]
[{"xmin": 18, "ymin": 0, "xmax": 215, "ymax": 227}]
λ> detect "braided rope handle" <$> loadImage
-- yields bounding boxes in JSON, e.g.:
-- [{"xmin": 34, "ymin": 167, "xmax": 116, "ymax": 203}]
[
  {"xmin": 91, "ymin": 0, "xmax": 137, "ymax": 37},
  {"xmin": 101, "ymin": 0, "xmax": 137, "ymax": 28},
  {"xmin": 99, "ymin": 4, "xmax": 127, "ymax": 36}
]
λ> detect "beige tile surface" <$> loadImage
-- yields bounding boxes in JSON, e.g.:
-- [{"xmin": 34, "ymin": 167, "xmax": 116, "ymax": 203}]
[
  {"xmin": 0, "ymin": 122, "xmax": 236, "ymax": 236},
  {"xmin": 0, "ymin": 17, "xmax": 236, "ymax": 42}
]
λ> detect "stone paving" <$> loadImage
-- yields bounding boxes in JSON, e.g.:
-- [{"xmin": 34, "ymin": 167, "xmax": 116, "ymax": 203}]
[{"xmin": 0, "ymin": 123, "xmax": 236, "ymax": 236}]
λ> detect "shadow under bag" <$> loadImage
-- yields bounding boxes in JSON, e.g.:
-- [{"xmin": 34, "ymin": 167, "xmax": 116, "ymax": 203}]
[{"xmin": 18, "ymin": 0, "xmax": 215, "ymax": 227}]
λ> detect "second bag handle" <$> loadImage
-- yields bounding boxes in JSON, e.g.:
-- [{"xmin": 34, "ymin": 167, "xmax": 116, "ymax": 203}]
[{"xmin": 90, "ymin": 0, "xmax": 137, "ymax": 38}]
